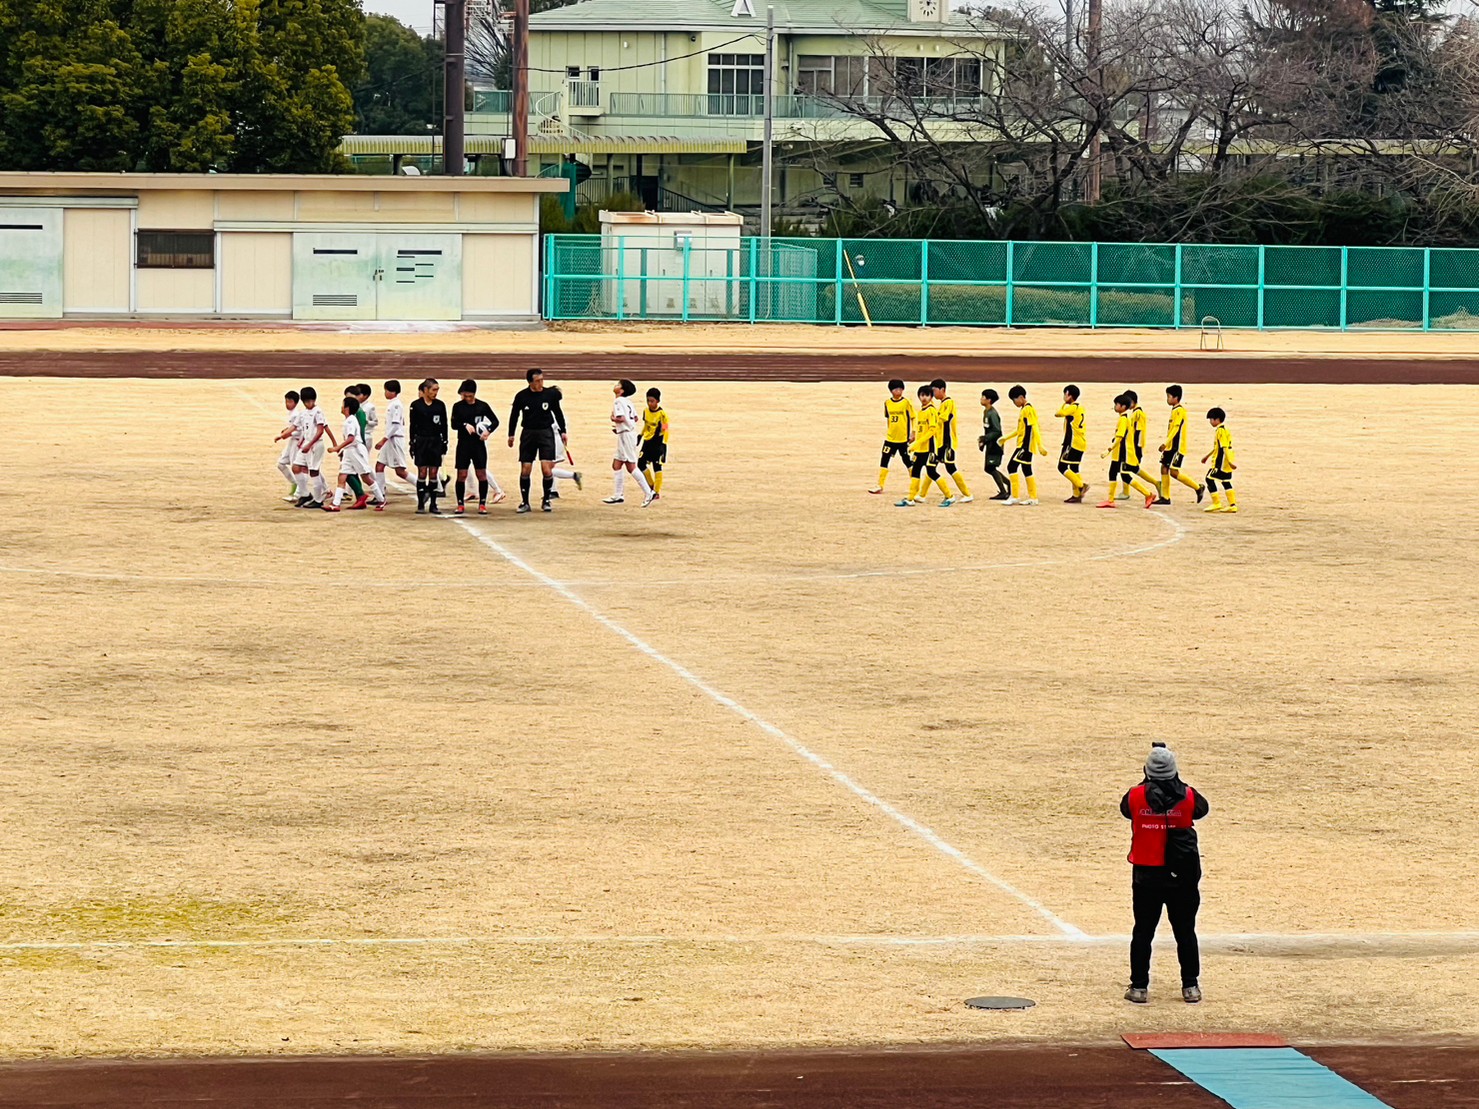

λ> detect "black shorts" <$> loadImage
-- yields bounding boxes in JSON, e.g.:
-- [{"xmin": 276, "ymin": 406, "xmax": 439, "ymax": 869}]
[
  {"xmin": 984, "ymin": 448, "xmax": 1003, "ymax": 468},
  {"xmin": 1059, "ymin": 447, "xmax": 1084, "ymax": 468},
  {"xmin": 1162, "ymin": 450, "xmax": 1184, "ymax": 470},
  {"xmin": 1007, "ymin": 447, "xmax": 1033, "ymax": 471},
  {"xmin": 1207, "ymin": 467, "xmax": 1233, "ymax": 483},
  {"xmin": 911, "ymin": 450, "xmax": 937, "ymax": 471},
  {"xmin": 880, "ymin": 440, "xmax": 910, "ymax": 467},
  {"xmin": 937, "ymin": 445, "xmax": 958, "ymax": 467},
  {"xmin": 1108, "ymin": 460, "xmax": 1122, "ymax": 481},
  {"xmin": 518, "ymin": 429, "xmax": 558, "ymax": 463},
  {"xmin": 455, "ymin": 438, "xmax": 488, "ymax": 471},
  {"xmin": 411, "ymin": 440, "xmax": 445, "ymax": 467},
  {"xmin": 640, "ymin": 438, "xmax": 668, "ymax": 470}
]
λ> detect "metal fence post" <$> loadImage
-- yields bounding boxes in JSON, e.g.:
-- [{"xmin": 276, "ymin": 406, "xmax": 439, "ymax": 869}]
[
  {"xmin": 920, "ymin": 239, "xmax": 930, "ymax": 327},
  {"xmin": 748, "ymin": 237, "xmax": 759, "ymax": 324},
  {"xmin": 1422, "ymin": 247, "xmax": 1432, "ymax": 332},
  {"xmin": 1089, "ymin": 241, "xmax": 1100, "ymax": 328},
  {"xmin": 543, "ymin": 234, "xmax": 553, "ymax": 319},
  {"xmin": 834, "ymin": 239, "xmax": 844, "ymax": 325},
  {"xmin": 639, "ymin": 247, "xmax": 649, "ymax": 318},
  {"xmin": 616, "ymin": 239, "xmax": 626, "ymax": 322},
  {"xmin": 1005, "ymin": 240, "xmax": 1015, "ymax": 327},
  {"xmin": 1257, "ymin": 245, "xmax": 1267, "ymax": 330},
  {"xmin": 1339, "ymin": 246, "xmax": 1349, "ymax": 330},
  {"xmin": 681, "ymin": 238, "xmax": 691, "ymax": 323},
  {"xmin": 1173, "ymin": 243, "xmax": 1183, "ymax": 329}
]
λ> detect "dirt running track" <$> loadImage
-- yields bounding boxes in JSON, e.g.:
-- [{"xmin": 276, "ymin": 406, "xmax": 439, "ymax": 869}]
[
  {"xmin": 0, "ymin": 1046, "xmax": 1474, "ymax": 1108},
  {"xmin": 5, "ymin": 350, "xmax": 1479, "ymax": 383}
]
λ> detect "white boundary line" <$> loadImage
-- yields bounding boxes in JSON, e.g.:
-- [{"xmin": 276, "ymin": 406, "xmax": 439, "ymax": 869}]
[
  {"xmin": 450, "ymin": 517, "xmax": 1084, "ymax": 940},
  {"xmin": 4, "ymin": 931, "xmax": 1477, "ymax": 953}
]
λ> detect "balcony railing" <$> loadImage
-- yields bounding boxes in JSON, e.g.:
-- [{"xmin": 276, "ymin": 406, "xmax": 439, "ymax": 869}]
[
  {"xmin": 606, "ymin": 93, "xmax": 994, "ymax": 120},
  {"xmin": 568, "ymin": 79, "xmax": 601, "ymax": 109},
  {"xmin": 471, "ymin": 89, "xmax": 512, "ymax": 113}
]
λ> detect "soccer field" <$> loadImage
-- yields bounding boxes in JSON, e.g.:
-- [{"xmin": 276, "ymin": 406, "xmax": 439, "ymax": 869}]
[{"xmin": 0, "ymin": 375, "xmax": 1475, "ymax": 1057}]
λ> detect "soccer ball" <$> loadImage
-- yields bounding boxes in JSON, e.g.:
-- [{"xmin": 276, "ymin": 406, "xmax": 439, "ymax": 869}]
[{"xmin": 474, "ymin": 416, "xmax": 492, "ymax": 436}]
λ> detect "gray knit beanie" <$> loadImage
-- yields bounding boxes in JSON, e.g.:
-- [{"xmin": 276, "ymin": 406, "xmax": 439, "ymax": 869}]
[{"xmin": 1144, "ymin": 745, "xmax": 1178, "ymax": 780}]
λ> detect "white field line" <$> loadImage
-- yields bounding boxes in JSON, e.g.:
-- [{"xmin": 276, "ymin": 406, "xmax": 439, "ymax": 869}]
[
  {"xmin": 452, "ymin": 518, "xmax": 1087, "ymax": 938},
  {"xmin": 3, "ymin": 931, "xmax": 1478, "ymax": 953}
]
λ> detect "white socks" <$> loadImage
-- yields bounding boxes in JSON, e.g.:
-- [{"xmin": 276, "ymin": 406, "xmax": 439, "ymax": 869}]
[
  {"xmin": 552, "ymin": 466, "xmax": 575, "ymax": 481},
  {"xmin": 613, "ymin": 470, "xmax": 626, "ymax": 498},
  {"xmin": 332, "ymin": 487, "xmax": 344, "ymax": 507},
  {"xmin": 313, "ymin": 474, "xmax": 328, "ymax": 498},
  {"xmin": 374, "ymin": 471, "xmax": 387, "ymax": 500},
  {"xmin": 294, "ymin": 472, "xmax": 310, "ymax": 497},
  {"xmin": 277, "ymin": 461, "xmax": 294, "ymax": 484},
  {"xmin": 631, "ymin": 467, "xmax": 652, "ymax": 498}
]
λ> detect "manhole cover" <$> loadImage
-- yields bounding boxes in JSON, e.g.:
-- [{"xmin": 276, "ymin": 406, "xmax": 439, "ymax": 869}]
[{"xmin": 965, "ymin": 996, "xmax": 1036, "ymax": 1011}]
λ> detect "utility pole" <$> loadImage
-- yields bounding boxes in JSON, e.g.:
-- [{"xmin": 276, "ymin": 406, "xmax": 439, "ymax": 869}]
[
  {"xmin": 512, "ymin": 0, "xmax": 530, "ymax": 177},
  {"xmin": 760, "ymin": 4, "xmax": 775, "ymax": 236},
  {"xmin": 1085, "ymin": 0, "xmax": 1101, "ymax": 203},
  {"xmin": 442, "ymin": 0, "xmax": 466, "ymax": 175}
]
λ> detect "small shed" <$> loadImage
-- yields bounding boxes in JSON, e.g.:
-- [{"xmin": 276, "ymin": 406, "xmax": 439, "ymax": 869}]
[{"xmin": 598, "ymin": 210, "xmax": 745, "ymax": 319}]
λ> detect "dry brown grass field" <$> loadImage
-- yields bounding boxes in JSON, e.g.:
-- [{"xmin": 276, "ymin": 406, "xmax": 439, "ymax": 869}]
[{"xmin": 0, "ymin": 375, "xmax": 1475, "ymax": 1058}]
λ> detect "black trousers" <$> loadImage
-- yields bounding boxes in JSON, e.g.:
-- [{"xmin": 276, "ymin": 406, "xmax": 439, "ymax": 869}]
[{"xmin": 1129, "ymin": 880, "xmax": 1201, "ymax": 989}]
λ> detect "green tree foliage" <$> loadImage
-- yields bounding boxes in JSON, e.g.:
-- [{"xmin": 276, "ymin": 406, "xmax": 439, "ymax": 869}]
[
  {"xmin": 0, "ymin": 0, "xmax": 364, "ymax": 172},
  {"xmin": 353, "ymin": 14, "xmax": 442, "ymax": 135}
]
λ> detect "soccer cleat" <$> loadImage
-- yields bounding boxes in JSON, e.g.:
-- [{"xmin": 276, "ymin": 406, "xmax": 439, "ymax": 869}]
[
  {"xmin": 1182, "ymin": 985, "xmax": 1202, "ymax": 1003},
  {"xmin": 1115, "ymin": 492, "xmax": 1131, "ymax": 501},
  {"xmin": 1196, "ymin": 484, "xmax": 1206, "ymax": 503},
  {"xmin": 572, "ymin": 472, "xmax": 583, "ymax": 490},
  {"xmin": 348, "ymin": 495, "xmax": 369, "ymax": 510},
  {"xmin": 1125, "ymin": 987, "xmax": 1148, "ymax": 1004},
  {"xmin": 642, "ymin": 490, "xmax": 657, "ymax": 508},
  {"xmin": 548, "ymin": 490, "xmax": 561, "ymax": 499},
  {"xmin": 490, "ymin": 490, "xmax": 507, "ymax": 505},
  {"xmin": 281, "ymin": 493, "xmax": 300, "ymax": 503},
  {"xmin": 516, "ymin": 502, "xmax": 532, "ymax": 514},
  {"xmin": 894, "ymin": 498, "xmax": 913, "ymax": 507},
  {"xmin": 454, "ymin": 504, "xmax": 466, "ymax": 515},
  {"xmin": 374, "ymin": 502, "xmax": 386, "ymax": 513},
  {"xmin": 477, "ymin": 504, "xmax": 488, "ymax": 515},
  {"xmin": 428, "ymin": 504, "xmax": 442, "ymax": 515},
  {"xmin": 939, "ymin": 497, "xmax": 954, "ymax": 508},
  {"xmin": 541, "ymin": 499, "xmax": 552, "ymax": 513},
  {"xmin": 868, "ymin": 486, "xmax": 885, "ymax": 495},
  {"xmin": 1097, "ymin": 500, "xmax": 1118, "ymax": 509},
  {"xmin": 415, "ymin": 504, "xmax": 426, "ymax": 514},
  {"xmin": 321, "ymin": 502, "xmax": 341, "ymax": 513},
  {"xmin": 1002, "ymin": 497, "xmax": 1020, "ymax": 505},
  {"xmin": 1223, "ymin": 505, "xmax": 1239, "ymax": 513},
  {"xmin": 1144, "ymin": 493, "xmax": 1159, "ymax": 509},
  {"xmin": 1155, "ymin": 497, "xmax": 1172, "ymax": 506},
  {"xmin": 602, "ymin": 495, "xmax": 625, "ymax": 504},
  {"xmin": 989, "ymin": 492, "xmax": 1011, "ymax": 501},
  {"xmin": 1064, "ymin": 494, "xmax": 1082, "ymax": 503},
  {"xmin": 295, "ymin": 496, "xmax": 316, "ymax": 508},
  {"xmin": 956, "ymin": 495, "xmax": 974, "ymax": 504},
  {"xmin": 1204, "ymin": 504, "xmax": 1222, "ymax": 513},
  {"xmin": 1022, "ymin": 498, "xmax": 1039, "ymax": 505}
]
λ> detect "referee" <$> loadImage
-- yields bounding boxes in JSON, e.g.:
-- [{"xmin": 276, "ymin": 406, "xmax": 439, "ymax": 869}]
[{"xmin": 507, "ymin": 368, "xmax": 568, "ymax": 514}]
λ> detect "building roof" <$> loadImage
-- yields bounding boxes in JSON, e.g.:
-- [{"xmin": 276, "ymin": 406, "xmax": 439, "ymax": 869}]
[
  {"xmin": 530, "ymin": 0, "xmax": 1002, "ymax": 36},
  {"xmin": 0, "ymin": 170, "xmax": 567, "ymax": 193}
]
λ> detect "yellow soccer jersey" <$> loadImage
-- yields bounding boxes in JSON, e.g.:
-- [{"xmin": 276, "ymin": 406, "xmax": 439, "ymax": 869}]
[
  {"xmin": 642, "ymin": 406, "xmax": 669, "ymax": 443},
  {"xmin": 1165, "ymin": 404, "xmax": 1189, "ymax": 454},
  {"xmin": 884, "ymin": 396, "xmax": 914, "ymax": 445},
  {"xmin": 1211, "ymin": 425, "xmax": 1235, "ymax": 471},
  {"xmin": 911, "ymin": 404, "xmax": 939, "ymax": 454},
  {"xmin": 1131, "ymin": 406, "xmax": 1149, "ymax": 456},
  {"xmin": 1009, "ymin": 403, "xmax": 1043, "ymax": 453},
  {"xmin": 938, "ymin": 396, "xmax": 960, "ymax": 451},
  {"xmin": 1054, "ymin": 402, "xmax": 1087, "ymax": 451},
  {"xmin": 1112, "ymin": 413, "xmax": 1139, "ymax": 465}
]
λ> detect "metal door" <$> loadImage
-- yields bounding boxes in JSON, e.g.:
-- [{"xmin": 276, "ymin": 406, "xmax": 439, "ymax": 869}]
[
  {"xmin": 374, "ymin": 234, "xmax": 462, "ymax": 321},
  {"xmin": 292, "ymin": 233, "xmax": 379, "ymax": 320},
  {"xmin": 0, "ymin": 208, "xmax": 63, "ymax": 319}
]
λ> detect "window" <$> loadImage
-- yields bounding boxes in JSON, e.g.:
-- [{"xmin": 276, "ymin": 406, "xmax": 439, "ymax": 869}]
[
  {"xmin": 707, "ymin": 53, "xmax": 766, "ymax": 114},
  {"xmin": 136, "ymin": 230, "xmax": 214, "ymax": 269},
  {"xmin": 567, "ymin": 66, "xmax": 581, "ymax": 78},
  {"xmin": 797, "ymin": 55, "xmax": 870, "ymax": 99},
  {"xmin": 588, "ymin": 67, "xmax": 600, "ymax": 81},
  {"xmin": 849, "ymin": 173, "xmax": 865, "ymax": 189}
]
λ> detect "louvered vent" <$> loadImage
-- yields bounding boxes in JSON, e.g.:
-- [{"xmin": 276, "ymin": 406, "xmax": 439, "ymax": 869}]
[
  {"xmin": 312, "ymin": 294, "xmax": 358, "ymax": 307},
  {"xmin": 0, "ymin": 292, "xmax": 43, "ymax": 304}
]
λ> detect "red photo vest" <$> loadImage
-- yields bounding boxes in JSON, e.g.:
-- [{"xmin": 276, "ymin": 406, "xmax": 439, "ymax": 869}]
[{"xmin": 1127, "ymin": 784, "xmax": 1197, "ymax": 866}]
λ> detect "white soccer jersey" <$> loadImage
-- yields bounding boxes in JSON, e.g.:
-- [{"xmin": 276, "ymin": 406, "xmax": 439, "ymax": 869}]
[
  {"xmin": 289, "ymin": 407, "xmax": 309, "ymax": 443},
  {"xmin": 303, "ymin": 406, "xmax": 328, "ymax": 447},
  {"xmin": 612, "ymin": 397, "xmax": 639, "ymax": 436},
  {"xmin": 362, "ymin": 400, "xmax": 379, "ymax": 446},
  {"xmin": 383, "ymin": 397, "xmax": 406, "ymax": 441}
]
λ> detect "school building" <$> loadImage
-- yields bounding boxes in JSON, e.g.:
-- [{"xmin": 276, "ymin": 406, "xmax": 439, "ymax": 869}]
[{"xmin": 0, "ymin": 172, "xmax": 566, "ymax": 323}]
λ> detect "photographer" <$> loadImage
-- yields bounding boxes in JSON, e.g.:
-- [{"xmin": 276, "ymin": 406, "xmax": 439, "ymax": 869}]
[{"xmin": 1120, "ymin": 743, "xmax": 1209, "ymax": 1004}]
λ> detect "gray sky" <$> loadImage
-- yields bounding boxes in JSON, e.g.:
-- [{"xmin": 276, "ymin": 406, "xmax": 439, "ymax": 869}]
[{"xmin": 366, "ymin": 0, "xmax": 435, "ymax": 35}]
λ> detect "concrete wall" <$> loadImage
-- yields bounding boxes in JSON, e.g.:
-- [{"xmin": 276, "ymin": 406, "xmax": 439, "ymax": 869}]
[{"xmin": 63, "ymin": 208, "xmax": 130, "ymax": 314}]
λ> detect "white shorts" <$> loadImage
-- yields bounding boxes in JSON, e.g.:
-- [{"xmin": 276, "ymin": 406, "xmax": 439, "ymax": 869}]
[
  {"xmin": 378, "ymin": 437, "xmax": 410, "ymax": 470},
  {"xmin": 340, "ymin": 444, "xmax": 373, "ymax": 476},
  {"xmin": 277, "ymin": 441, "xmax": 297, "ymax": 466},
  {"xmin": 613, "ymin": 431, "xmax": 640, "ymax": 464},
  {"xmin": 293, "ymin": 441, "xmax": 326, "ymax": 470}
]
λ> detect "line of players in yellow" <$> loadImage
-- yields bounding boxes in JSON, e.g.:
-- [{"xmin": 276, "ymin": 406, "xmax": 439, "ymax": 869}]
[{"xmin": 871, "ymin": 379, "xmax": 1239, "ymax": 513}]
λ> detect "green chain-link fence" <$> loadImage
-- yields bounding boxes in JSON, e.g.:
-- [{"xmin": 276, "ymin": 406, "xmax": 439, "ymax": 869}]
[{"xmin": 543, "ymin": 235, "xmax": 1479, "ymax": 329}]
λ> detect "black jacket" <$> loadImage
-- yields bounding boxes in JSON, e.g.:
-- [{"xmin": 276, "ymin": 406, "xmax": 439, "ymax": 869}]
[
  {"xmin": 1120, "ymin": 777, "xmax": 1209, "ymax": 886},
  {"xmin": 451, "ymin": 398, "xmax": 498, "ymax": 443},
  {"xmin": 408, "ymin": 397, "xmax": 448, "ymax": 450},
  {"xmin": 507, "ymin": 386, "xmax": 567, "ymax": 437}
]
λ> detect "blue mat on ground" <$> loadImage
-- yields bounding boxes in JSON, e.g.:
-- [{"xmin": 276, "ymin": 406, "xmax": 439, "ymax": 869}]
[{"xmin": 1149, "ymin": 1047, "xmax": 1392, "ymax": 1108}]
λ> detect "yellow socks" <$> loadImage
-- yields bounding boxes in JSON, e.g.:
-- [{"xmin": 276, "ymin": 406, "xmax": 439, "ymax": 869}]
[
  {"xmin": 1175, "ymin": 471, "xmax": 1201, "ymax": 492},
  {"xmin": 877, "ymin": 467, "xmax": 889, "ymax": 489},
  {"xmin": 952, "ymin": 472, "xmax": 972, "ymax": 498},
  {"xmin": 935, "ymin": 476, "xmax": 953, "ymax": 497},
  {"xmin": 1206, "ymin": 492, "xmax": 1223, "ymax": 511},
  {"xmin": 1131, "ymin": 478, "xmax": 1156, "ymax": 498},
  {"xmin": 1161, "ymin": 474, "xmax": 1172, "ymax": 499},
  {"xmin": 654, "ymin": 472, "xmax": 664, "ymax": 494},
  {"xmin": 1010, "ymin": 474, "xmax": 1021, "ymax": 499},
  {"xmin": 1026, "ymin": 476, "xmax": 1039, "ymax": 500},
  {"xmin": 908, "ymin": 477, "xmax": 921, "ymax": 500},
  {"xmin": 1226, "ymin": 489, "xmax": 1238, "ymax": 510}
]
